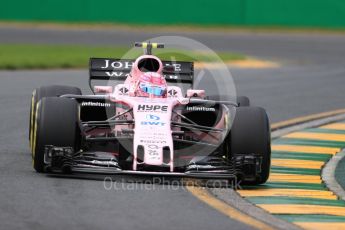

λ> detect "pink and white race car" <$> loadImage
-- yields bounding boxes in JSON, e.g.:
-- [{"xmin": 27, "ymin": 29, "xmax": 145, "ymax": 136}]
[{"xmin": 29, "ymin": 42, "xmax": 271, "ymax": 184}]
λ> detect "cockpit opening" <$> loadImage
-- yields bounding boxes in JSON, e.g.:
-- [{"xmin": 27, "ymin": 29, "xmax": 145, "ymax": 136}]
[{"xmin": 138, "ymin": 58, "xmax": 160, "ymax": 72}]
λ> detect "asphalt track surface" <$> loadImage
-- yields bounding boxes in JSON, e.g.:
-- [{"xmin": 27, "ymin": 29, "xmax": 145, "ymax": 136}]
[{"xmin": 1, "ymin": 26, "xmax": 345, "ymax": 229}]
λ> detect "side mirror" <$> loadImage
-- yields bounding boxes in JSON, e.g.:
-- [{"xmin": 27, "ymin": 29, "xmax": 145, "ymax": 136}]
[
  {"xmin": 94, "ymin": 86, "xmax": 113, "ymax": 94},
  {"xmin": 186, "ymin": 89, "xmax": 206, "ymax": 98}
]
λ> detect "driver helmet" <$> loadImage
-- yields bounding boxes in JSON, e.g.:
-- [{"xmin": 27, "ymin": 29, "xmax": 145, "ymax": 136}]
[{"xmin": 136, "ymin": 72, "xmax": 167, "ymax": 98}]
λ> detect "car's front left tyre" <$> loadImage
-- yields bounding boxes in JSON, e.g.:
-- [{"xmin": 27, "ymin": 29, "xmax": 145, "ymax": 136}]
[{"xmin": 229, "ymin": 106, "xmax": 271, "ymax": 184}]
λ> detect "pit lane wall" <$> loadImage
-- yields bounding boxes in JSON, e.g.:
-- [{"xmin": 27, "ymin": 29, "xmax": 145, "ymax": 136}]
[{"xmin": 1, "ymin": 0, "xmax": 345, "ymax": 28}]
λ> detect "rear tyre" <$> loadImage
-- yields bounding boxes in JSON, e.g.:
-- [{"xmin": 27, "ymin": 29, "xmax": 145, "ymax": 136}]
[
  {"xmin": 32, "ymin": 97, "xmax": 80, "ymax": 173},
  {"xmin": 230, "ymin": 106, "xmax": 270, "ymax": 184},
  {"xmin": 29, "ymin": 85, "xmax": 81, "ymax": 151}
]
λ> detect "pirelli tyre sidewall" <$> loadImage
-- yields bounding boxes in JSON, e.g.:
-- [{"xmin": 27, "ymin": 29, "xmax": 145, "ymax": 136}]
[
  {"xmin": 230, "ymin": 106, "xmax": 271, "ymax": 184},
  {"xmin": 29, "ymin": 89, "xmax": 37, "ymax": 151},
  {"xmin": 33, "ymin": 97, "xmax": 80, "ymax": 173},
  {"xmin": 29, "ymin": 85, "xmax": 81, "ymax": 152}
]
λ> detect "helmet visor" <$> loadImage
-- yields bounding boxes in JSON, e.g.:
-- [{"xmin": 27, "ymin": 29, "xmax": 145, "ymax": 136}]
[{"xmin": 139, "ymin": 82, "xmax": 166, "ymax": 96}]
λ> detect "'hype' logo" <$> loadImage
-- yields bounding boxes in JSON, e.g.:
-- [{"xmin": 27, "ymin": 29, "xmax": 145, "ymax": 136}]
[{"xmin": 137, "ymin": 104, "xmax": 168, "ymax": 112}]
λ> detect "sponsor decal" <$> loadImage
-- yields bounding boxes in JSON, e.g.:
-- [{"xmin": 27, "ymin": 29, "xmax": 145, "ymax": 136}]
[
  {"xmin": 141, "ymin": 121, "xmax": 165, "ymax": 126},
  {"xmin": 137, "ymin": 104, "xmax": 168, "ymax": 112},
  {"xmin": 100, "ymin": 60, "xmax": 182, "ymax": 72},
  {"xmin": 186, "ymin": 164, "xmax": 216, "ymax": 170},
  {"xmin": 186, "ymin": 106, "xmax": 215, "ymax": 112},
  {"xmin": 164, "ymin": 63, "xmax": 181, "ymax": 72},
  {"xmin": 147, "ymin": 144, "xmax": 160, "ymax": 160},
  {"xmin": 140, "ymin": 140, "xmax": 167, "ymax": 144},
  {"xmin": 146, "ymin": 114, "xmax": 160, "ymax": 121},
  {"xmin": 119, "ymin": 87, "xmax": 129, "ymax": 95},
  {"xmin": 105, "ymin": 72, "xmax": 130, "ymax": 77},
  {"xmin": 91, "ymin": 160, "xmax": 119, "ymax": 167},
  {"xmin": 168, "ymin": 89, "xmax": 178, "ymax": 97},
  {"xmin": 81, "ymin": 101, "xmax": 111, "ymax": 107},
  {"xmin": 138, "ymin": 111, "xmax": 166, "ymax": 127},
  {"xmin": 101, "ymin": 60, "xmax": 133, "ymax": 69},
  {"xmin": 138, "ymin": 133, "xmax": 167, "ymax": 141},
  {"xmin": 165, "ymin": 75, "xmax": 179, "ymax": 80}
]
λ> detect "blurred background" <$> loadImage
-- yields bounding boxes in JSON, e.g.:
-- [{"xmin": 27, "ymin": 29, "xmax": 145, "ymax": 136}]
[{"xmin": 1, "ymin": 0, "xmax": 345, "ymax": 28}]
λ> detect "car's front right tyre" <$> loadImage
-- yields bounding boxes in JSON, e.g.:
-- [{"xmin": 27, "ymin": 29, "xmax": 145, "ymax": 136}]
[
  {"xmin": 29, "ymin": 85, "xmax": 81, "ymax": 152},
  {"xmin": 32, "ymin": 97, "xmax": 80, "ymax": 172}
]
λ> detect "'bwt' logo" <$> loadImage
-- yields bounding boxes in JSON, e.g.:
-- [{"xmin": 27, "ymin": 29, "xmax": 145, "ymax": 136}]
[
  {"xmin": 142, "ymin": 114, "xmax": 164, "ymax": 126},
  {"xmin": 146, "ymin": 114, "xmax": 160, "ymax": 121},
  {"xmin": 141, "ymin": 121, "xmax": 165, "ymax": 126}
]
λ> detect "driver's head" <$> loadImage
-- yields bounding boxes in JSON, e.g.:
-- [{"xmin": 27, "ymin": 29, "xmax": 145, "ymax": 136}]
[{"xmin": 136, "ymin": 72, "xmax": 167, "ymax": 98}]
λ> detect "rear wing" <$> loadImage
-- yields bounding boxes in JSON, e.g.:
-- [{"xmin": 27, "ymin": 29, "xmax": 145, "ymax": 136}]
[
  {"xmin": 89, "ymin": 58, "xmax": 194, "ymax": 93},
  {"xmin": 89, "ymin": 58, "xmax": 193, "ymax": 82}
]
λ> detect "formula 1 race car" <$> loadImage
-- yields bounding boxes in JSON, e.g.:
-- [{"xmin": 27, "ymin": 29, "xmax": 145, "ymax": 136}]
[{"xmin": 29, "ymin": 42, "xmax": 271, "ymax": 184}]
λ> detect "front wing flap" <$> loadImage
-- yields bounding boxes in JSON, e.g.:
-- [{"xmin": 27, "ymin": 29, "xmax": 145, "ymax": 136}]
[{"xmin": 44, "ymin": 146, "xmax": 261, "ymax": 181}]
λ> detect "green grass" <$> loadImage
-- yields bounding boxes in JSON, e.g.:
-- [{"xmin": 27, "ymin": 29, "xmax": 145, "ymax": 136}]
[{"xmin": 0, "ymin": 44, "xmax": 246, "ymax": 70}]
